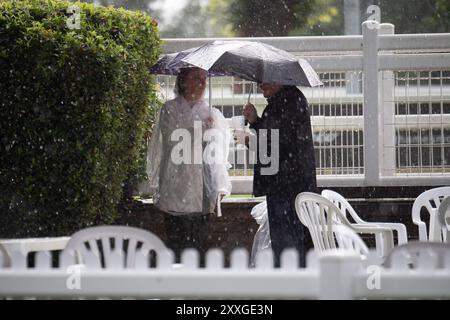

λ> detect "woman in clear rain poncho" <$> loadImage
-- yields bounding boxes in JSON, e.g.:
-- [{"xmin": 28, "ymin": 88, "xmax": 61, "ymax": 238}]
[{"xmin": 146, "ymin": 67, "xmax": 232, "ymax": 263}]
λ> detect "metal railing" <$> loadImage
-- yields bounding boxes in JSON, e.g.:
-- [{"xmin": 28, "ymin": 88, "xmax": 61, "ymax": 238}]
[{"xmin": 154, "ymin": 21, "xmax": 450, "ymax": 192}]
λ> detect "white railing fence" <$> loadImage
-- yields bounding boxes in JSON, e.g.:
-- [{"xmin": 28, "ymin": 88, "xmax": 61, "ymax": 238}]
[
  {"xmin": 1, "ymin": 247, "xmax": 450, "ymax": 299},
  {"xmin": 153, "ymin": 21, "xmax": 450, "ymax": 193}
]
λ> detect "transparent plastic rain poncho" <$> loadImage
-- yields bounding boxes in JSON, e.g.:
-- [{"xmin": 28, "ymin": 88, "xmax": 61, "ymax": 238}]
[
  {"xmin": 146, "ymin": 95, "xmax": 231, "ymax": 216},
  {"xmin": 250, "ymin": 201, "xmax": 272, "ymax": 267}
]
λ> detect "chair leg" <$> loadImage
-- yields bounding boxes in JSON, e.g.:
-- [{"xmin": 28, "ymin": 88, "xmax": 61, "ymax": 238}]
[
  {"xmin": 375, "ymin": 231, "xmax": 394, "ymax": 258},
  {"xmin": 375, "ymin": 233, "xmax": 383, "ymax": 257}
]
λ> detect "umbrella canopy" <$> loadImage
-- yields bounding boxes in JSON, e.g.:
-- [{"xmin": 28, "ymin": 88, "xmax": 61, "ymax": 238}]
[
  {"xmin": 150, "ymin": 46, "xmax": 226, "ymax": 77},
  {"xmin": 181, "ymin": 40, "xmax": 323, "ymax": 87},
  {"xmin": 150, "ymin": 40, "xmax": 322, "ymax": 87},
  {"xmin": 149, "ymin": 47, "xmax": 198, "ymax": 75}
]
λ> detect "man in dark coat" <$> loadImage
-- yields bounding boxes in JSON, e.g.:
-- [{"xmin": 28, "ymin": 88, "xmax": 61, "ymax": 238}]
[{"xmin": 243, "ymin": 83, "xmax": 317, "ymax": 267}]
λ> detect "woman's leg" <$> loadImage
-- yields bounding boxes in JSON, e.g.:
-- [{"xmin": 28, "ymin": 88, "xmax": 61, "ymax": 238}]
[
  {"xmin": 164, "ymin": 214, "xmax": 186, "ymax": 263},
  {"xmin": 186, "ymin": 214, "xmax": 209, "ymax": 266},
  {"xmin": 164, "ymin": 213, "xmax": 209, "ymax": 265}
]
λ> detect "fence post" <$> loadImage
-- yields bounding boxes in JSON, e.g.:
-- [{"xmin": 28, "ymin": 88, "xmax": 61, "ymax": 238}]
[
  {"xmin": 379, "ymin": 23, "xmax": 396, "ymax": 177},
  {"xmin": 344, "ymin": 0, "xmax": 362, "ymax": 94},
  {"xmin": 319, "ymin": 250, "xmax": 362, "ymax": 300},
  {"xmin": 362, "ymin": 20, "xmax": 380, "ymax": 185}
]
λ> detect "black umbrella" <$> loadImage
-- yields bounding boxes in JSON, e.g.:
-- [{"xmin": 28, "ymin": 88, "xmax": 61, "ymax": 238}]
[
  {"xmin": 180, "ymin": 40, "xmax": 322, "ymax": 87},
  {"xmin": 149, "ymin": 46, "xmax": 199, "ymax": 75},
  {"xmin": 149, "ymin": 46, "xmax": 225, "ymax": 76},
  {"xmin": 150, "ymin": 40, "xmax": 322, "ymax": 87}
]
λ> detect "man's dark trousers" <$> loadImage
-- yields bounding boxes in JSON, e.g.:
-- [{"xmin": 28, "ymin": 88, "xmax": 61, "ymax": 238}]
[{"xmin": 266, "ymin": 193, "xmax": 313, "ymax": 268}]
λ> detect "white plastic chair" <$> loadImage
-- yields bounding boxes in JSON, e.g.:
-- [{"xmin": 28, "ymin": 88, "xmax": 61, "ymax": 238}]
[
  {"xmin": 63, "ymin": 225, "xmax": 170, "ymax": 269},
  {"xmin": 384, "ymin": 241, "xmax": 450, "ymax": 269},
  {"xmin": 438, "ymin": 197, "xmax": 450, "ymax": 243},
  {"xmin": 296, "ymin": 192, "xmax": 395, "ymax": 258},
  {"xmin": 0, "ymin": 237, "xmax": 70, "ymax": 268},
  {"xmin": 412, "ymin": 187, "xmax": 450, "ymax": 242},
  {"xmin": 295, "ymin": 193, "xmax": 375, "ymax": 256},
  {"xmin": 322, "ymin": 189, "xmax": 408, "ymax": 251}
]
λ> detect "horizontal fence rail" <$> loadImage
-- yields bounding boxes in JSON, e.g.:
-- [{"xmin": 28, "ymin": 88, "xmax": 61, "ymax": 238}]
[
  {"xmin": 1, "ymin": 248, "xmax": 450, "ymax": 299},
  {"xmin": 162, "ymin": 33, "xmax": 450, "ymax": 54}
]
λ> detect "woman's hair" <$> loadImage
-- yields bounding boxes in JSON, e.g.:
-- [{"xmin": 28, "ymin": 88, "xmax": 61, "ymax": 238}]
[{"xmin": 174, "ymin": 67, "xmax": 194, "ymax": 97}]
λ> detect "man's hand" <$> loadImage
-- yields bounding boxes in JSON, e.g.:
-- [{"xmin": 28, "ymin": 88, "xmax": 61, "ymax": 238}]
[{"xmin": 243, "ymin": 103, "xmax": 257, "ymax": 124}]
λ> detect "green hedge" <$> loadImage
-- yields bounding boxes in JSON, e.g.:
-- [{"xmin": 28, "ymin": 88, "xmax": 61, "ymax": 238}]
[{"xmin": 0, "ymin": 0, "xmax": 161, "ymax": 237}]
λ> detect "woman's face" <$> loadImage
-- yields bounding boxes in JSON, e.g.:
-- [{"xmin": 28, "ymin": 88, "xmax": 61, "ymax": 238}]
[{"xmin": 181, "ymin": 68, "xmax": 208, "ymax": 102}]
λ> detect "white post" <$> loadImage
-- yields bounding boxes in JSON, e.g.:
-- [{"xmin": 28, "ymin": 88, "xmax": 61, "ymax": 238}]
[
  {"xmin": 344, "ymin": 0, "xmax": 362, "ymax": 94},
  {"xmin": 362, "ymin": 20, "xmax": 380, "ymax": 185},
  {"xmin": 379, "ymin": 23, "xmax": 396, "ymax": 177},
  {"xmin": 319, "ymin": 250, "xmax": 362, "ymax": 300}
]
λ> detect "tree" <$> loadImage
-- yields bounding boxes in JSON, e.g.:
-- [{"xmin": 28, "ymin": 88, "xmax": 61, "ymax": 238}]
[
  {"xmin": 157, "ymin": 0, "xmax": 234, "ymax": 38},
  {"xmin": 206, "ymin": 0, "xmax": 236, "ymax": 37},
  {"xmin": 288, "ymin": 0, "xmax": 450, "ymax": 36},
  {"xmin": 290, "ymin": 0, "xmax": 344, "ymax": 36},
  {"xmin": 378, "ymin": 0, "xmax": 450, "ymax": 34},
  {"xmin": 159, "ymin": 0, "xmax": 209, "ymax": 38},
  {"xmin": 226, "ymin": 0, "xmax": 316, "ymax": 37}
]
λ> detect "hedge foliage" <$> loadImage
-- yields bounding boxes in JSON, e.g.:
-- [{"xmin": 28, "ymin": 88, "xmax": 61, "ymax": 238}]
[{"xmin": 0, "ymin": 0, "xmax": 161, "ymax": 237}]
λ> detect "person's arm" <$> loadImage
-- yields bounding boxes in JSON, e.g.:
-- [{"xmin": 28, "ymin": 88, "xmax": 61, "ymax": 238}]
[
  {"xmin": 277, "ymin": 96, "xmax": 311, "ymax": 154},
  {"xmin": 249, "ymin": 116, "xmax": 262, "ymax": 130}
]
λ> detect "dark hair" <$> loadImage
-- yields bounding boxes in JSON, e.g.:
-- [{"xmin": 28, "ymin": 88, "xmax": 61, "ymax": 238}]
[{"xmin": 175, "ymin": 68, "xmax": 193, "ymax": 96}]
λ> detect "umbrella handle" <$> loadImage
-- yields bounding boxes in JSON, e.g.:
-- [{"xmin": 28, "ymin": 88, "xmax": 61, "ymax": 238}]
[
  {"xmin": 209, "ymin": 74, "xmax": 212, "ymax": 110},
  {"xmin": 247, "ymin": 84, "xmax": 253, "ymax": 104}
]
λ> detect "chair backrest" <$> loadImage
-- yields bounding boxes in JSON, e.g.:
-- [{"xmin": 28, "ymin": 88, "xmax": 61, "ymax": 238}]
[
  {"xmin": 412, "ymin": 187, "xmax": 450, "ymax": 242},
  {"xmin": 383, "ymin": 241, "xmax": 450, "ymax": 269},
  {"xmin": 63, "ymin": 225, "xmax": 169, "ymax": 269},
  {"xmin": 321, "ymin": 189, "xmax": 365, "ymax": 224},
  {"xmin": 295, "ymin": 192, "xmax": 354, "ymax": 253},
  {"xmin": 438, "ymin": 197, "xmax": 450, "ymax": 243}
]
